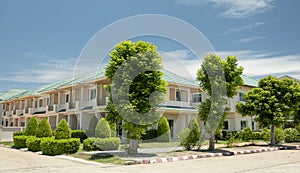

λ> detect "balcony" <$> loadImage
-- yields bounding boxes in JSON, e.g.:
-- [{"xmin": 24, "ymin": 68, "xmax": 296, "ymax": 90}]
[
  {"xmin": 5, "ymin": 111, "xmax": 11, "ymax": 117},
  {"xmin": 97, "ymin": 97, "xmax": 109, "ymax": 107},
  {"xmin": 162, "ymin": 100, "xmax": 191, "ymax": 108}
]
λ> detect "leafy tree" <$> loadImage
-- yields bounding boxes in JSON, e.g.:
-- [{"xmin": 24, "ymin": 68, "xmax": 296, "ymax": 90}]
[
  {"xmin": 157, "ymin": 116, "xmax": 170, "ymax": 142},
  {"xmin": 178, "ymin": 118, "xmax": 200, "ymax": 150},
  {"xmin": 237, "ymin": 76, "xmax": 300, "ymax": 145},
  {"xmin": 88, "ymin": 116, "xmax": 98, "ymax": 137},
  {"xmin": 109, "ymin": 122, "xmax": 117, "ymax": 137},
  {"xmin": 105, "ymin": 40, "xmax": 167, "ymax": 154},
  {"xmin": 55, "ymin": 119, "xmax": 71, "ymax": 139},
  {"xmin": 197, "ymin": 54, "xmax": 243, "ymax": 150},
  {"xmin": 95, "ymin": 118, "xmax": 111, "ymax": 138},
  {"xmin": 36, "ymin": 118, "xmax": 52, "ymax": 138},
  {"xmin": 25, "ymin": 117, "xmax": 39, "ymax": 136}
]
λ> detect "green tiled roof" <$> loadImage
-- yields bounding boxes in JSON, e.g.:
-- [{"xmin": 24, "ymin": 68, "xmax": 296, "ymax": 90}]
[
  {"xmin": 241, "ymin": 75, "xmax": 258, "ymax": 87},
  {"xmin": 0, "ymin": 89, "xmax": 29, "ymax": 101},
  {"xmin": 162, "ymin": 69, "xmax": 198, "ymax": 87}
]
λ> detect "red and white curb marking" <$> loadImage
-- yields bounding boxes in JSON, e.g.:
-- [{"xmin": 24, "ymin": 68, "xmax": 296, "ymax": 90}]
[{"xmin": 133, "ymin": 145, "xmax": 300, "ymax": 165}]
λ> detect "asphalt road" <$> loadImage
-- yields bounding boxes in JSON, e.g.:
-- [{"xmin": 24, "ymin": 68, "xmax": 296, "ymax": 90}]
[{"xmin": 0, "ymin": 146, "xmax": 300, "ymax": 173}]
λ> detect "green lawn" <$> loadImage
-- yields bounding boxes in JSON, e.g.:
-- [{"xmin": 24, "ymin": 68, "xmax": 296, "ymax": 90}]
[
  {"xmin": 0, "ymin": 141, "xmax": 14, "ymax": 147},
  {"xmin": 70, "ymin": 152, "xmax": 125, "ymax": 165},
  {"xmin": 120, "ymin": 141, "xmax": 180, "ymax": 149}
]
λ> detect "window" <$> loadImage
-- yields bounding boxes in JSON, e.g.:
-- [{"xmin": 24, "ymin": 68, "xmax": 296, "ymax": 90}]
[
  {"xmin": 239, "ymin": 92, "xmax": 245, "ymax": 102},
  {"xmin": 65, "ymin": 94, "xmax": 70, "ymax": 103},
  {"xmin": 39, "ymin": 99, "xmax": 43, "ymax": 107},
  {"xmin": 241, "ymin": 121, "xmax": 247, "ymax": 130},
  {"xmin": 46, "ymin": 98, "xmax": 50, "ymax": 106},
  {"xmin": 90, "ymin": 88, "xmax": 96, "ymax": 100},
  {"xmin": 192, "ymin": 93, "xmax": 202, "ymax": 103},
  {"xmin": 223, "ymin": 121, "xmax": 229, "ymax": 130},
  {"xmin": 168, "ymin": 120, "xmax": 174, "ymax": 138},
  {"xmin": 175, "ymin": 89, "xmax": 188, "ymax": 102}
]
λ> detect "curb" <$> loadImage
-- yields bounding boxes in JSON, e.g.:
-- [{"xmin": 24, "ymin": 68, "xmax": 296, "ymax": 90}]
[{"xmin": 131, "ymin": 145, "xmax": 300, "ymax": 165}]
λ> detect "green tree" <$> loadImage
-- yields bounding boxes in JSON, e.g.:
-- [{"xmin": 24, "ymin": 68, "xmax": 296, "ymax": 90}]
[
  {"xmin": 95, "ymin": 118, "xmax": 111, "ymax": 138},
  {"xmin": 88, "ymin": 116, "xmax": 98, "ymax": 137},
  {"xmin": 237, "ymin": 76, "xmax": 300, "ymax": 145},
  {"xmin": 36, "ymin": 118, "xmax": 52, "ymax": 138},
  {"xmin": 197, "ymin": 55, "xmax": 243, "ymax": 150},
  {"xmin": 25, "ymin": 117, "xmax": 39, "ymax": 136},
  {"xmin": 55, "ymin": 119, "xmax": 71, "ymax": 139},
  {"xmin": 105, "ymin": 40, "xmax": 167, "ymax": 154},
  {"xmin": 157, "ymin": 116, "xmax": 170, "ymax": 142},
  {"xmin": 178, "ymin": 118, "xmax": 200, "ymax": 150}
]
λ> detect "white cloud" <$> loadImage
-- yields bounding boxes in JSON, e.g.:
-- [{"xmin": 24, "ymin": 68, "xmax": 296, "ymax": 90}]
[
  {"xmin": 177, "ymin": 0, "xmax": 274, "ymax": 18},
  {"xmin": 239, "ymin": 36, "xmax": 266, "ymax": 42},
  {"xmin": 1, "ymin": 58, "xmax": 77, "ymax": 83},
  {"xmin": 222, "ymin": 22, "xmax": 264, "ymax": 35}
]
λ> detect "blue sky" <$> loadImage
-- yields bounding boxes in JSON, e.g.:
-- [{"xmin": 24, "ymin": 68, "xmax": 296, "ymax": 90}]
[{"xmin": 0, "ymin": 0, "xmax": 300, "ymax": 92}]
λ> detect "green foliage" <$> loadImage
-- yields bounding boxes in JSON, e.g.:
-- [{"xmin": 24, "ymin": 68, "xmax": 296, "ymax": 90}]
[
  {"xmin": 236, "ymin": 127, "xmax": 253, "ymax": 142},
  {"xmin": 26, "ymin": 136, "xmax": 42, "ymax": 152},
  {"xmin": 95, "ymin": 118, "xmax": 111, "ymax": 138},
  {"xmin": 141, "ymin": 129, "xmax": 158, "ymax": 142},
  {"xmin": 36, "ymin": 118, "xmax": 52, "ymax": 138},
  {"xmin": 71, "ymin": 130, "xmax": 88, "ymax": 143},
  {"xmin": 284, "ymin": 128, "xmax": 300, "ymax": 143},
  {"xmin": 83, "ymin": 138, "xmax": 120, "ymax": 151},
  {"xmin": 178, "ymin": 118, "xmax": 200, "ymax": 150},
  {"xmin": 109, "ymin": 122, "xmax": 117, "ymax": 137},
  {"xmin": 275, "ymin": 127, "xmax": 284, "ymax": 144},
  {"xmin": 54, "ymin": 119, "xmax": 71, "ymax": 139},
  {"xmin": 87, "ymin": 116, "xmax": 98, "ymax": 137},
  {"xmin": 237, "ymin": 76, "xmax": 300, "ymax": 145},
  {"xmin": 13, "ymin": 131, "xmax": 26, "ymax": 137},
  {"xmin": 13, "ymin": 136, "xmax": 28, "ymax": 149},
  {"xmin": 157, "ymin": 117, "xmax": 170, "ymax": 142},
  {"xmin": 40, "ymin": 138, "xmax": 80, "ymax": 156},
  {"xmin": 25, "ymin": 117, "xmax": 39, "ymax": 136},
  {"xmin": 261, "ymin": 128, "xmax": 271, "ymax": 142}
]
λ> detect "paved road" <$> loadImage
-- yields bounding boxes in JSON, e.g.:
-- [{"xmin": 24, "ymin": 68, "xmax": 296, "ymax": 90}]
[{"xmin": 0, "ymin": 146, "xmax": 299, "ymax": 173}]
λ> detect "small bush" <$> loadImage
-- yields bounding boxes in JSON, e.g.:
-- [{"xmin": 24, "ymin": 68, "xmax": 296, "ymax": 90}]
[
  {"xmin": 87, "ymin": 116, "xmax": 98, "ymax": 137},
  {"xmin": 26, "ymin": 136, "xmax": 42, "ymax": 152},
  {"xmin": 235, "ymin": 127, "xmax": 253, "ymax": 142},
  {"xmin": 109, "ymin": 122, "xmax": 117, "ymax": 137},
  {"xmin": 284, "ymin": 128, "xmax": 300, "ymax": 143},
  {"xmin": 178, "ymin": 118, "xmax": 200, "ymax": 150},
  {"xmin": 13, "ymin": 131, "xmax": 26, "ymax": 137},
  {"xmin": 13, "ymin": 136, "xmax": 28, "ymax": 149},
  {"xmin": 95, "ymin": 118, "xmax": 111, "ymax": 138},
  {"xmin": 157, "ymin": 117, "xmax": 170, "ymax": 142},
  {"xmin": 55, "ymin": 119, "xmax": 71, "ymax": 139},
  {"xmin": 83, "ymin": 137, "xmax": 120, "ymax": 151},
  {"xmin": 25, "ymin": 117, "xmax": 39, "ymax": 136},
  {"xmin": 261, "ymin": 128, "xmax": 271, "ymax": 142},
  {"xmin": 36, "ymin": 119, "xmax": 52, "ymax": 138},
  {"xmin": 275, "ymin": 127, "xmax": 284, "ymax": 144},
  {"xmin": 141, "ymin": 129, "xmax": 158, "ymax": 141},
  {"xmin": 71, "ymin": 130, "xmax": 88, "ymax": 143},
  {"xmin": 40, "ymin": 138, "xmax": 80, "ymax": 156}
]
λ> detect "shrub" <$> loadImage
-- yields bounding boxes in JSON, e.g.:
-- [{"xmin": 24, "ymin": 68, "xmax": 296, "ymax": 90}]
[
  {"xmin": 36, "ymin": 119, "xmax": 52, "ymax": 138},
  {"xmin": 13, "ymin": 131, "xmax": 26, "ymax": 137},
  {"xmin": 87, "ymin": 116, "xmax": 98, "ymax": 137},
  {"xmin": 275, "ymin": 127, "xmax": 284, "ymax": 144},
  {"xmin": 141, "ymin": 129, "xmax": 158, "ymax": 141},
  {"xmin": 25, "ymin": 117, "xmax": 39, "ymax": 136},
  {"xmin": 26, "ymin": 136, "xmax": 42, "ymax": 152},
  {"xmin": 252, "ymin": 131, "xmax": 263, "ymax": 140},
  {"xmin": 261, "ymin": 128, "xmax": 271, "ymax": 142},
  {"xmin": 157, "ymin": 117, "xmax": 170, "ymax": 142},
  {"xmin": 13, "ymin": 136, "xmax": 28, "ymax": 149},
  {"xmin": 40, "ymin": 138, "xmax": 80, "ymax": 156},
  {"xmin": 178, "ymin": 118, "xmax": 200, "ymax": 150},
  {"xmin": 95, "ymin": 118, "xmax": 111, "ymax": 138},
  {"xmin": 109, "ymin": 122, "xmax": 117, "ymax": 137},
  {"xmin": 83, "ymin": 137, "xmax": 120, "ymax": 151},
  {"xmin": 71, "ymin": 130, "xmax": 88, "ymax": 143},
  {"xmin": 55, "ymin": 119, "xmax": 71, "ymax": 139},
  {"xmin": 284, "ymin": 128, "xmax": 300, "ymax": 143},
  {"xmin": 235, "ymin": 127, "xmax": 253, "ymax": 142}
]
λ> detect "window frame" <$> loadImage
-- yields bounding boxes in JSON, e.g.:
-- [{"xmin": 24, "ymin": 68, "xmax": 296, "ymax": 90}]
[{"xmin": 191, "ymin": 93, "xmax": 202, "ymax": 103}]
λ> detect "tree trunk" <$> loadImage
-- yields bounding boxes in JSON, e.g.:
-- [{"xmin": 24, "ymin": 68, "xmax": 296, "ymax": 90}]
[
  {"xmin": 270, "ymin": 124, "xmax": 275, "ymax": 145},
  {"xmin": 208, "ymin": 132, "xmax": 215, "ymax": 150},
  {"xmin": 128, "ymin": 139, "xmax": 138, "ymax": 154}
]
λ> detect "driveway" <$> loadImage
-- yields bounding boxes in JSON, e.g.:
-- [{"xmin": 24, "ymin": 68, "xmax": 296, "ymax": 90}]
[{"xmin": 0, "ymin": 146, "xmax": 299, "ymax": 173}]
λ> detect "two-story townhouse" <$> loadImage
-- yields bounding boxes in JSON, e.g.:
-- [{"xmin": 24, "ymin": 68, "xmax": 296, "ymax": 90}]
[{"xmin": 1, "ymin": 69, "xmax": 258, "ymax": 139}]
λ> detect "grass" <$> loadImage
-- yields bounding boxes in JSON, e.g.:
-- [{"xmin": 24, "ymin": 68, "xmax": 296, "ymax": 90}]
[
  {"xmin": 132, "ymin": 141, "xmax": 180, "ymax": 148},
  {"xmin": 0, "ymin": 141, "xmax": 14, "ymax": 147},
  {"xmin": 70, "ymin": 152, "xmax": 125, "ymax": 165}
]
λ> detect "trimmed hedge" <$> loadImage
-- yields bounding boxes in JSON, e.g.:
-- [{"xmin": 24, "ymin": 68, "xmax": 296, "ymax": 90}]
[
  {"xmin": 83, "ymin": 137, "xmax": 120, "ymax": 151},
  {"xmin": 55, "ymin": 119, "xmax": 71, "ymax": 139},
  {"xmin": 40, "ymin": 138, "xmax": 80, "ymax": 156},
  {"xmin": 157, "ymin": 117, "xmax": 170, "ymax": 142},
  {"xmin": 13, "ymin": 131, "xmax": 26, "ymax": 137},
  {"xmin": 71, "ymin": 130, "xmax": 88, "ymax": 143},
  {"xmin": 26, "ymin": 136, "xmax": 42, "ymax": 152},
  {"xmin": 13, "ymin": 136, "xmax": 29, "ymax": 149},
  {"xmin": 36, "ymin": 119, "xmax": 52, "ymax": 138},
  {"xmin": 95, "ymin": 118, "xmax": 111, "ymax": 138},
  {"xmin": 25, "ymin": 117, "xmax": 39, "ymax": 136}
]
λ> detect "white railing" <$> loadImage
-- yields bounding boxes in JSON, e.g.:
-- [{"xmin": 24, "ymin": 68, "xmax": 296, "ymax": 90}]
[{"xmin": 163, "ymin": 100, "xmax": 191, "ymax": 107}]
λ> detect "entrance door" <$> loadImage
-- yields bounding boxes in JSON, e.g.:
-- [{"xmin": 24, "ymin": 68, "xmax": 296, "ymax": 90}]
[{"xmin": 168, "ymin": 120, "xmax": 174, "ymax": 138}]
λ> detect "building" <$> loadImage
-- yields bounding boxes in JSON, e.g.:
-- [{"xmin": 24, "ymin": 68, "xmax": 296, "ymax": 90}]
[{"xmin": 0, "ymin": 68, "xmax": 258, "ymax": 138}]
